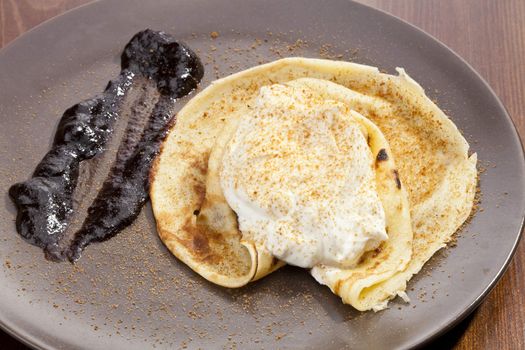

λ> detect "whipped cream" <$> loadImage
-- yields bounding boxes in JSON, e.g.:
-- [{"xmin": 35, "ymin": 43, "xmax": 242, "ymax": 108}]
[{"xmin": 220, "ymin": 83, "xmax": 387, "ymax": 269}]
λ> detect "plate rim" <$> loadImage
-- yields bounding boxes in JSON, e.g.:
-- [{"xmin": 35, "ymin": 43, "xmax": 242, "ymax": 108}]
[
  {"xmin": 355, "ymin": 3, "xmax": 525, "ymax": 349},
  {"xmin": 0, "ymin": 0, "xmax": 523, "ymax": 349}
]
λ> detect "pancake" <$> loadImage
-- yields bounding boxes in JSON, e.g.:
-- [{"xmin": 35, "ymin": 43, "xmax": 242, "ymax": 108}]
[{"xmin": 150, "ymin": 58, "xmax": 477, "ymax": 310}]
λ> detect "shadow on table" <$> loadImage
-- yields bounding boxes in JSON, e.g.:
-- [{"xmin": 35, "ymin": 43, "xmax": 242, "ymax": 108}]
[
  {"xmin": 0, "ymin": 331, "xmax": 31, "ymax": 350},
  {"xmin": 422, "ymin": 310, "xmax": 476, "ymax": 349}
]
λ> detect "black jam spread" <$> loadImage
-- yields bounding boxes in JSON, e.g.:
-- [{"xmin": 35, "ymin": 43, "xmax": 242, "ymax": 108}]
[{"xmin": 9, "ymin": 29, "xmax": 204, "ymax": 261}]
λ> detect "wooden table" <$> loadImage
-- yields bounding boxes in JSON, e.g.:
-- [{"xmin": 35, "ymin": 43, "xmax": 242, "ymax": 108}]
[{"xmin": 1, "ymin": 1, "xmax": 523, "ymax": 349}]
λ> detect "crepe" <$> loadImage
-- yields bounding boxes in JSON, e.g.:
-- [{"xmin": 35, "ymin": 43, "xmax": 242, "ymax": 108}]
[{"xmin": 150, "ymin": 58, "xmax": 477, "ymax": 310}]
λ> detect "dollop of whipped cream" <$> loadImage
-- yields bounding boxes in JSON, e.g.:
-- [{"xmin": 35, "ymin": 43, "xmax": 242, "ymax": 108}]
[{"xmin": 220, "ymin": 83, "xmax": 387, "ymax": 269}]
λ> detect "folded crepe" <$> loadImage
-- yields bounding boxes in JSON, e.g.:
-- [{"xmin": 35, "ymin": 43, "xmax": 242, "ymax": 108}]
[{"xmin": 150, "ymin": 58, "xmax": 477, "ymax": 311}]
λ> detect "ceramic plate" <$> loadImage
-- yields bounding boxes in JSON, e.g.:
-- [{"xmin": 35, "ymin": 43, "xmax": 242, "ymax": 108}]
[{"xmin": 0, "ymin": 0, "xmax": 523, "ymax": 348}]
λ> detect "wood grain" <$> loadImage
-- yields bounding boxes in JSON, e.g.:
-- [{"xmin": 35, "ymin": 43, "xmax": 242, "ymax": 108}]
[
  {"xmin": 0, "ymin": 0, "xmax": 91, "ymax": 47},
  {"xmin": 354, "ymin": 2, "xmax": 525, "ymax": 349},
  {"xmin": 0, "ymin": 1, "xmax": 524, "ymax": 349}
]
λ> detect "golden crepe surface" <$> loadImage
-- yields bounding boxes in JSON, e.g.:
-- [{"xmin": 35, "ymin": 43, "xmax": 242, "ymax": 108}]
[{"xmin": 150, "ymin": 58, "xmax": 477, "ymax": 311}]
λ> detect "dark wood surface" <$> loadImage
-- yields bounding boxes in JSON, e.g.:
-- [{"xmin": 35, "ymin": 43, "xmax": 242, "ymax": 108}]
[{"xmin": 1, "ymin": 0, "xmax": 524, "ymax": 349}]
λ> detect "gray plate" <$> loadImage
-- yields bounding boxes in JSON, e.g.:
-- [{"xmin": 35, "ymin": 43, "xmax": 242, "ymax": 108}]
[{"xmin": 0, "ymin": 0, "xmax": 523, "ymax": 349}]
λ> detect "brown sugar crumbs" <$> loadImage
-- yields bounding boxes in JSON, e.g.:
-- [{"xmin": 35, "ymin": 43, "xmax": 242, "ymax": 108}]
[{"xmin": 1, "ymin": 26, "xmax": 475, "ymax": 349}]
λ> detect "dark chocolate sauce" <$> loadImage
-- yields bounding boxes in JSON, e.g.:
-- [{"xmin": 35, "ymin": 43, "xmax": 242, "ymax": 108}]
[
  {"xmin": 9, "ymin": 29, "xmax": 204, "ymax": 261},
  {"xmin": 67, "ymin": 97, "xmax": 176, "ymax": 261},
  {"xmin": 9, "ymin": 70, "xmax": 132, "ymax": 260}
]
